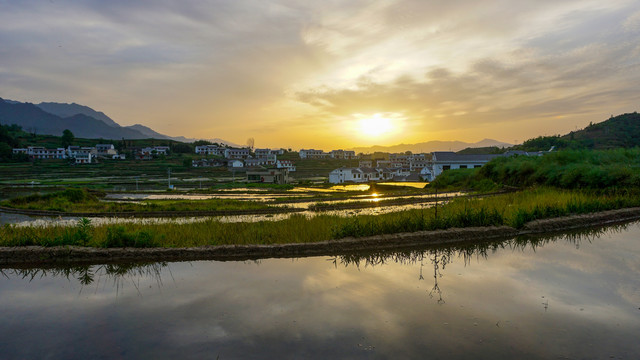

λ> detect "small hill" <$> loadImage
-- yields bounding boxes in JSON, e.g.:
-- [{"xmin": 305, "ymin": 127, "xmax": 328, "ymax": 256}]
[
  {"xmin": 565, "ymin": 112, "xmax": 640, "ymax": 149},
  {"xmin": 516, "ymin": 112, "xmax": 640, "ymax": 151}
]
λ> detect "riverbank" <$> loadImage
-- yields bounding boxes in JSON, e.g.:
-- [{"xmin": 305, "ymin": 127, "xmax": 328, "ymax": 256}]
[{"xmin": 2, "ymin": 207, "xmax": 639, "ymax": 265}]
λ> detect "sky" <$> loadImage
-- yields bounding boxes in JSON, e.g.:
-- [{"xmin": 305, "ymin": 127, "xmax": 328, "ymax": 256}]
[{"xmin": 1, "ymin": 0, "xmax": 640, "ymax": 149}]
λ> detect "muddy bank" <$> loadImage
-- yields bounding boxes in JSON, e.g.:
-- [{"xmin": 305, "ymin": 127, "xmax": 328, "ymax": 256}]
[{"xmin": 1, "ymin": 207, "xmax": 640, "ymax": 265}]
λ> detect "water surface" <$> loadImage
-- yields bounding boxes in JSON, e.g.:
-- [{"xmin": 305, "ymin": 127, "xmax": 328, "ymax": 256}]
[{"xmin": 1, "ymin": 223, "xmax": 639, "ymax": 359}]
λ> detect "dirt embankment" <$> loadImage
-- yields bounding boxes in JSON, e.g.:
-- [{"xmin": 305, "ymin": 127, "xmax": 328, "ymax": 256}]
[{"xmin": 1, "ymin": 207, "xmax": 640, "ymax": 265}]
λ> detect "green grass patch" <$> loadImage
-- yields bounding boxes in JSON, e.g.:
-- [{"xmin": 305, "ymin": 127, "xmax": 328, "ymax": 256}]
[{"xmin": 2, "ymin": 188, "xmax": 639, "ymax": 248}]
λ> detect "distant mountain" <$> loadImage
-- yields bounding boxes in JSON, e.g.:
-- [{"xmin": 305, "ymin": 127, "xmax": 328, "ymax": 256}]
[
  {"xmin": 351, "ymin": 139, "xmax": 512, "ymax": 154},
  {"xmin": 0, "ymin": 97, "xmax": 238, "ymax": 144},
  {"xmin": 124, "ymin": 124, "xmax": 239, "ymax": 146},
  {"xmin": 0, "ymin": 98, "xmax": 151, "ymax": 139},
  {"xmin": 36, "ymin": 102, "xmax": 120, "ymax": 128}
]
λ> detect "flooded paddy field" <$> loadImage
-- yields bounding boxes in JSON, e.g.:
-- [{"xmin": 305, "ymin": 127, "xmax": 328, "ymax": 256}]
[
  {"xmin": 1, "ymin": 221, "xmax": 639, "ymax": 359},
  {"xmin": 0, "ymin": 184, "xmax": 460, "ymax": 227}
]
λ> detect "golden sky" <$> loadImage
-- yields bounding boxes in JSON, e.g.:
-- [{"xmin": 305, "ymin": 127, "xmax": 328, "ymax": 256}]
[{"xmin": 1, "ymin": 1, "xmax": 640, "ymax": 149}]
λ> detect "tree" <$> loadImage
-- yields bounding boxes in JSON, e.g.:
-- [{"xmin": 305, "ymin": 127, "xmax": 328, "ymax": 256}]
[
  {"xmin": 0, "ymin": 142, "xmax": 12, "ymax": 162},
  {"xmin": 61, "ymin": 129, "xmax": 75, "ymax": 148},
  {"xmin": 173, "ymin": 143, "xmax": 193, "ymax": 153},
  {"xmin": 246, "ymin": 137, "xmax": 255, "ymax": 150}
]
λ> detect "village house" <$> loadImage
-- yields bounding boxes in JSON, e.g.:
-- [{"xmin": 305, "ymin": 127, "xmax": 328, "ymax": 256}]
[
  {"xmin": 420, "ymin": 152, "xmax": 502, "ymax": 181},
  {"xmin": 153, "ymin": 146, "xmax": 170, "ymax": 155},
  {"xmin": 13, "ymin": 146, "xmax": 67, "ymax": 160},
  {"xmin": 409, "ymin": 159, "xmax": 429, "ymax": 171},
  {"xmin": 245, "ymin": 155, "xmax": 277, "ymax": 167},
  {"xmin": 227, "ymin": 159, "xmax": 244, "ymax": 168},
  {"xmin": 74, "ymin": 153, "xmax": 92, "ymax": 164},
  {"xmin": 329, "ymin": 149, "xmax": 358, "ymax": 159},
  {"xmin": 330, "ymin": 166, "xmax": 402, "ymax": 183},
  {"xmin": 67, "ymin": 146, "xmax": 96, "ymax": 159},
  {"xmin": 389, "ymin": 153, "xmax": 410, "ymax": 167},
  {"xmin": 224, "ymin": 147, "xmax": 250, "ymax": 159},
  {"xmin": 246, "ymin": 168, "xmax": 290, "ymax": 184},
  {"xmin": 359, "ymin": 160, "xmax": 373, "ymax": 168},
  {"xmin": 95, "ymin": 144, "xmax": 118, "ymax": 157},
  {"xmin": 299, "ymin": 149, "xmax": 327, "ymax": 159},
  {"xmin": 254, "ymin": 148, "xmax": 285, "ymax": 157},
  {"xmin": 195, "ymin": 145, "xmax": 225, "ymax": 156},
  {"xmin": 329, "ymin": 168, "xmax": 365, "ymax": 183},
  {"xmin": 276, "ymin": 160, "xmax": 296, "ymax": 172}
]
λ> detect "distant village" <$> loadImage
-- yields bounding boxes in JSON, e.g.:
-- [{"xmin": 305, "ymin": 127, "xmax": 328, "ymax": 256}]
[{"xmin": 11, "ymin": 143, "xmax": 553, "ymax": 185}]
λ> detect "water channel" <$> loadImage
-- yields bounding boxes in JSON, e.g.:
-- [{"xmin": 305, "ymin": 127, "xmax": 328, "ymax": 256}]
[{"xmin": 1, "ymin": 221, "xmax": 639, "ymax": 359}]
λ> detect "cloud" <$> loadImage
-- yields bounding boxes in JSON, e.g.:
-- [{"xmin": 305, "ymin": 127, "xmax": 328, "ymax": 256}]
[{"xmin": 0, "ymin": 0, "xmax": 639, "ymax": 147}]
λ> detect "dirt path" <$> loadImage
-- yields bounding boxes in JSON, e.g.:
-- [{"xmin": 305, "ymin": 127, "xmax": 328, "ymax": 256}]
[{"xmin": 2, "ymin": 207, "xmax": 640, "ymax": 266}]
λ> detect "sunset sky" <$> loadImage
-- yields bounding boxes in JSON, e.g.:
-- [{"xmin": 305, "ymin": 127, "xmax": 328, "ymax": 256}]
[{"xmin": 1, "ymin": 0, "xmax": 639, "ymax": 149}]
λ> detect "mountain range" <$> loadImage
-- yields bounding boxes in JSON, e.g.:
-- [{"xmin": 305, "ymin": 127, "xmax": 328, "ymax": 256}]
[
  {"xmin": 1, "ymin": 96, "xmax": 512, "ymax": 151},
  {"xmin": 350, "ymin": 138, "xmax": 512, "ymax": 154},
  {"xmin": 0, "ymin": 97, "xmax": 237, "ymax": 145}
]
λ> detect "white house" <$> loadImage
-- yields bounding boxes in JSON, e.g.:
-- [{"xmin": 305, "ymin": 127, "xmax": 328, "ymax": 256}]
[
  {"xmin": 299, "ymin": 149, "xmax": 327, "ymax": 159},
  {"xmin": 276, "ymin": 160, "xmax": 296, "ymax": 172},
  {"xmin": 74, "ymin": 153, "xmax": 92, "ymax": 164},
  {"xmin": 195, "ymin": 145, "xmax": 225, "ymax": 156},
  {"xmin": 224, "ymin": 147, "xmax": 250, "ymax": 159},
  {"xmin": 329, "ymin": 166, "xmax": 415, "ymax": 184},
  {"xmin": 227, "ymin": 159, "xmax": 244, "ymax": 168},
  {"xmin": 420, "ymin": 152, "xmax": 502, "ymax": 181},
  {"xmin": 329, "ymin": 168, "xmax": 365, "ymax": 183},
  {"xmin": 153, "ymin": 146, "xmax": 170, "ymax": 155},
  {"xmin": 255, "ymin": 148, "xmax": 285, "ymax": 157},
  {"xmin": 245, "ymin": 155, "xmax": 276, "ymax": 167},
  {"xmin": 19, "ymin": 146, "xmax": 67, "ymax": 160},
  {"xmin": 67, "ymin": 146, "xmax": 95, "ymax": 159},
  {"xmin": 96, "ymin": 144, "xmax": 117, "ymax": 157},
  {"xmin": 409, "ymin": 159, "xmax": 429, "ymax": 171}
]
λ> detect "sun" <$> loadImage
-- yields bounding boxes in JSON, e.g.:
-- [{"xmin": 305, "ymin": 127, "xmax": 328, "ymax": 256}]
[{"xmin": 359, "ymin": 114, "xmax": 393, "ymax": 137}]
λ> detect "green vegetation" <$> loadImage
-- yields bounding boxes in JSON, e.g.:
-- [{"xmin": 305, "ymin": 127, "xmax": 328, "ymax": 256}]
[
  {"xmin": 514, "ymin": 112, "xmax": 640, "ymax": 151},
  {"xmin": 2, "ymin": 188, "xmax": 638, "ymax": 248},
  {"xmin": 431, "ymin": 148, "xmax": 640, "ymax": 190}
]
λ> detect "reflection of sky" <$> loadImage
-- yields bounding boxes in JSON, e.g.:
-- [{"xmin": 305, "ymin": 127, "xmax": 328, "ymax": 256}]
[{"xmin": 1, "ymin": 224, "xmax": 640, "ymax": 359}]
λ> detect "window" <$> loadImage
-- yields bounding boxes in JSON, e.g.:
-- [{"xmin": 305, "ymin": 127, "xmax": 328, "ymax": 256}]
[
  {"xmin": 460, "ymin": 165, "xmax": 467, "ymax": 169},
  {"xmin": 474, "ymin": 165, "xmax": 482, "ymax": 168},
  {"xmin": 443, "ymin": 165, "xmax": 450, "ymax": 171}
]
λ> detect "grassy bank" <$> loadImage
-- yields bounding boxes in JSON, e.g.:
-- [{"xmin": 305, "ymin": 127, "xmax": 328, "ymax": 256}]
[{"xmin": 2, "ymin": 188, "xmax": 639, "ymax": 248}]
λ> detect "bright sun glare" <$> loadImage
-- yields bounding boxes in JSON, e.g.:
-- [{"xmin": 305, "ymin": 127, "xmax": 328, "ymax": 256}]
[{"xmin": 359, "ymin": 115, "xmax": 393, "ymax": 137}]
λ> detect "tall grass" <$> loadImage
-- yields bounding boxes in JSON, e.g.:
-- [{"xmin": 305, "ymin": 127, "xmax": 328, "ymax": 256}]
[{"xmin": 2, "ymin": 188, "xmax": 639, "ymax": 248}]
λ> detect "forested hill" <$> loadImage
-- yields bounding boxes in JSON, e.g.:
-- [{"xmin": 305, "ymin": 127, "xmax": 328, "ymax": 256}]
[{"xmin": 517, "ymin": 112, "xmax": 640, "ymax": 151}]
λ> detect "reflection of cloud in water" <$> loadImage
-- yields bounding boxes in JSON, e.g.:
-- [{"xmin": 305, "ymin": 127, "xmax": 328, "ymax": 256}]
[{"xmin": 1, "ymin": 223, "xmax": 640, "ymax": 358}]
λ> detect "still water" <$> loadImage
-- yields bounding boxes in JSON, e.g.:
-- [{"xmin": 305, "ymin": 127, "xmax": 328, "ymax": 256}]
[{"xmin": 1, "ymin": 223, "xmax": 639, "ymax": 359}]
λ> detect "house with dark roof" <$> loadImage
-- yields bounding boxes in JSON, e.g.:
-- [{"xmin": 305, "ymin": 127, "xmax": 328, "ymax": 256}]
[{"xmin": 420, "ymin": 152, "xmax": 502, "ymax": 181}]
